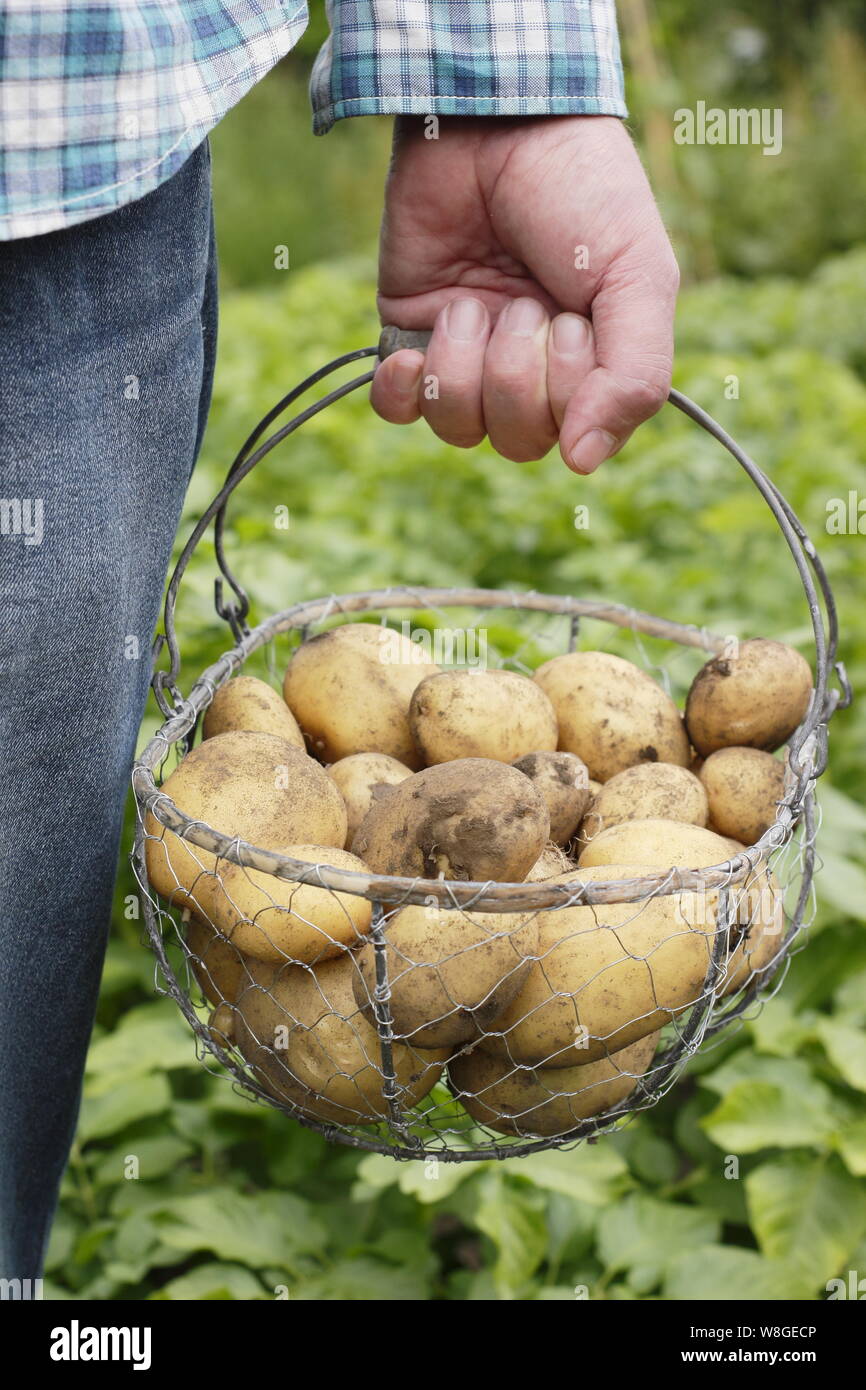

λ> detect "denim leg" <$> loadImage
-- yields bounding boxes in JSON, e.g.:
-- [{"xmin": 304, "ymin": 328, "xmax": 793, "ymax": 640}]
[{"xmin": 0, "ymin": 139, "xmax": 217, "ymax": 1281}]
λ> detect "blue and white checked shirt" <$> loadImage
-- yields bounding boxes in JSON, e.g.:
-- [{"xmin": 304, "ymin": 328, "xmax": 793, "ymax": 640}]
[{"xmin": 0, "ymin": 2, "xmax": 626, "ymax": 240}]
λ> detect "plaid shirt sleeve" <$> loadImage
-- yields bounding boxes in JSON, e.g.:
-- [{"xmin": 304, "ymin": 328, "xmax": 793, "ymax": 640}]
[
  {"xmin": 0, "ymin": 2, "xmax": 310, "ymax": 241},
  {"xmin": 0, "ymin": 1, "xmax": 625, "ymax": 240},
  {"xmin": 310, "ymin": 1, "xmax": 627, "ymax": 133}
]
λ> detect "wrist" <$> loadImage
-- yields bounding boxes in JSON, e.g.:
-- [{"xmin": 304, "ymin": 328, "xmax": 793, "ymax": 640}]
[{"xmin": 392, "ymin": 113, "xmax": 628, "ymax": 194}]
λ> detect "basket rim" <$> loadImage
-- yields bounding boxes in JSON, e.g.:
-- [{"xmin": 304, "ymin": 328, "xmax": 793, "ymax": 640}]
[{"xmin": 132, "ymin": 585, "xmax": 819, "ymax": 912}]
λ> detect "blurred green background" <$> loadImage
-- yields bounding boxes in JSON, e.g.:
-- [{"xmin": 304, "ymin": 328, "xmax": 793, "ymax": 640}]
[{"xmin": 49, "ymin": 1, "xmax": 866, "ymax": 1300}]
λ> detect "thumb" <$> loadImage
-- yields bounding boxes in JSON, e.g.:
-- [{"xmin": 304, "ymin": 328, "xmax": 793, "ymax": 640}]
[{"xmin": 559, "ymin": 258, "xmax": 678, "ymax": 474}]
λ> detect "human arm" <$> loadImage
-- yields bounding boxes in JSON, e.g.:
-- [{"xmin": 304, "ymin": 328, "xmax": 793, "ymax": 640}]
[{"xmin": 311, "ymin": 3, "xmax": 678, "ymax": 472}]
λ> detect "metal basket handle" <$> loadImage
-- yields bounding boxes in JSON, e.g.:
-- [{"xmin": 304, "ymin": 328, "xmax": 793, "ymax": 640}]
[
  {"xmin": 378, "ymin": 327, "xmax": 434, "ymax": 357},
  {"xmin": 151, "ymin": 325, "xmax": 850, "ymax": 773}
]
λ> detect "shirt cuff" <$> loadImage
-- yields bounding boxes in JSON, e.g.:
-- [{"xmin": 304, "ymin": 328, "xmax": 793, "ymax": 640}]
[{"xmin": 310, "ymin": 1, "xmax": 628, "ymax": 134}]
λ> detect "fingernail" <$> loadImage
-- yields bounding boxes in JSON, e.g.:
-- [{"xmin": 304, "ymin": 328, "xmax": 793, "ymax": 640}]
[
  {"xmin": 392, "ymin": 359, "xmax": 422, "ymax": 393},
  {"xmin": 569, "ymin": 429, "xmax": 618, "ymax": 474},
  {"xmin": 445, "ymin": 297, "xmax": 487, "ymax": 340},
  {"xmin": 503, "ymin": 297, "xmax": 547, "ymax": 337},
  {"xmin": 552, "ymin": 313, "xmax": 589, "ymax": 354}
]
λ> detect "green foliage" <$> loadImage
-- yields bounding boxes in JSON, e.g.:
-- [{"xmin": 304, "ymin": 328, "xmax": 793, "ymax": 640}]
[
  {"xmin": 745, "ymin": 1154, "xmax": 866, "ymax": 1288},
  {"xmin": 626, "ymin": 10, "xmax": 866, "ymax": 280},
  {"xmin": 209, "ymin": 66, "xmax": 391, "ymax": 290}
]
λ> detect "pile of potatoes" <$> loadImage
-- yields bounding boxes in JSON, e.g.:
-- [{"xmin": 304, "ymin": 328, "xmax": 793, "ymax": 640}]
[{"xmin": 145, "ymin": 625, "xmax": 811, "ymax": 1139}]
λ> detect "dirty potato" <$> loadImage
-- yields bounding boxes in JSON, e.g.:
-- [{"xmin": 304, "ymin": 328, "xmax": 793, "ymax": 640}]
[
  {"xmin": 449, "ymin": 1031, "xmax": 659, "ymax": 1137},
  {"xmin": 234, "ymin": 954, "xmax": 448, "ymax": 1126},
  {"xmin": 409, "ymin": 670, "xmax": 557, "ymax": 765},
  {"xmin": 213, "ymin": 844, "xmax": 372, "ymax": 964},
  {"xmin": 685, "ymin": 638, "xmax": 813, "ymax": 756},
  {"xmin": 575, "ymin": 817, "xmax": 781, "ymax": 987},
  {"xmin": 589, "ymin": 762, "xmax": 709, "ymax": 836},
  {"xmin": 352, "ymin": 904, "xmax": 539, "ymax": 1048},
  {"xmin": 699, "ymin": 747, "xmax": 785, "ymax": 846},
  {"xmin": 351, "ymin": 758, "xmax": 550, "ymax": 882},
  {"xmin": 326, "ymin": 752, "xmax": 413, "ymax": 844},
  {"xmin": 203, "ymin": 675, "xmax": 305, "ymax": 747},
  {"xmin": 478, "ymin": 864, "xmax": 717, "ymax": 1066},
  {"xmin": 533, "ymin": 651, "xmax": 690, "ymax": 782},
  {"xmin": 144, "ymin": 732, "xmax": 348, "ymax": 917},
  {"xmin": 577, "ymin": 817, "xmax": 738, "ymax": 871},
  {"xmin": 512, "ymin": 751, "xmax": 591, "ymax": 845},
  {"xmin": 283, "ymin": 623, "xmax": 438, "ymax": 768}
]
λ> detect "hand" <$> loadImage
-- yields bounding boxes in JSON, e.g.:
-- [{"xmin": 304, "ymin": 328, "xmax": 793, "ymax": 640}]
[{"xmin": 372, "ymin": 115, "xmax": 678, "ymax": 473}]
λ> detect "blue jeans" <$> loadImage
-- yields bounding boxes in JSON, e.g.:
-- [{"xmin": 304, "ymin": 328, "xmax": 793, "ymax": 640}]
[{"xmin": 0, "ymin": 141, "xmax": 217, "ymax": 1281}]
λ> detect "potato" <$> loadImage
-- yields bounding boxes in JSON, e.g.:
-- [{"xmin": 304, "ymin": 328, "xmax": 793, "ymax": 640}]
[
  {"xmin": 685, "ymin": 638, "xmax": 813, "ymax": 756},
  {"xmin": 478, "ymin": 865, "xmax": 718, "ymax": 1066},
  {"xmin": 184, "ymin": 912, "xmax": 253, "ymax": 1007},
  {"xmin": 577, "ymin": 817, "xmax": 736, "ymax": 871},
  {"xmin": 575, "ymin": 818, "xmax": 783, "ymax": 991},
  {"xmin": 326, "ymin": 752, "xmax": 412, "ymax": 844},
  {"xmin": 511, "ymin": 751, "xmax": 591, "ymax": 845},
  {"xmin": 722, "ymin": 870, "xmax": 785, "ymax": 994},
  {"xmin": 202, "ymin": 675, "xmax": 304, "ymax": 747},
  {"xmin": 699, "ymin": 747, "xmax": 785, "ymax": 846},
  {"xmin": 572, "ymin": 780, "xmax": 604, "ymax": 848},
  {"xmin": 144, "ymin": 732, "xmax": 348, "ymax": 916},
  {"xmin": 213, "ymin": 845, "xmax": 372, "ymax": 965},
  {"xmin": 689, "ymin": 830, "xmax": 784, "ymax": 994},
  {"xmin": 352, "ymin": 903, "xmax": 538, "ymax": 1048},
  {"xmin": 449, "ymin": 1031, "xmax": 659, "ymax": 1137},
  {"xmin": 283, "ymin": 623, "xmax": 439, "ymax": 768},
  {"xmin": 235, "ymin": 954, "xmax": 448, "ymax": 1126},
  {"xmin": 208, "ymin": 1002, "xmax": 236, "ymax": 1047},
  {"xmin": 525, "ymin": 844, "xmax": 575, "ymax": 881},
  {"xmin": 409, "ymin": 670, "xmax": 557, "ymax": 765},
  {"xmin": 588, "ymin": 763, "xmax": 709, "ymax": 837},
  {"xmin": 351, "ymin": 758, "xmax": 549, "ymax": 882},
  {"xmin": 575, "ymin": 807, "xmax": 603, "ymax": 850},
  {"xmin": 534, "ymin": 651, "xmax": 689, "ymax": 781}
]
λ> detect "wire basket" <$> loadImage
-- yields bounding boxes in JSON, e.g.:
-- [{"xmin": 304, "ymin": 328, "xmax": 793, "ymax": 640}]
[{"xmin": 131, "ymin": 328, "xmax": 850, "ymax": 1162}]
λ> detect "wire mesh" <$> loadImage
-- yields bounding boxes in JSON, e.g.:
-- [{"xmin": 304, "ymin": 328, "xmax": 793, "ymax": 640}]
[
  {"xmin": 132, "ymin": 333, "xmax": 845, "ymax": 1160},
  {"xmin": 132, "ymin": 592, "xmax": 823, "ymax": 1160}
]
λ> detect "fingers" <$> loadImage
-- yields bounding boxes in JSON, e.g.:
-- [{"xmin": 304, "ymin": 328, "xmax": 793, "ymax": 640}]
[
  {"xmin": 369, "ymin": 348, "xmax": 425, "ymax": 424},
  {"xmin": 371, "ymin": 298, "xmax": 493, "ymax": 442},
  {"xmin": 481, "ymin": 299, "xmax": 557, "ymax": 461},
  {"xmin": 547, "ymin": 313, "xmax": 596, "ymax": 430},
  {"xmin": 420, "ymin": 297, "xmax": 491, "ymax": 447},
  {"xmin": 375, "ymin": 285, "xmax": 667, "ymax": 475},
  {"xmin": 558, "ymin": 254, "xmax": 679, "ymax": 475},
  {"xmin": 374, "ymin": 296, "xmax": 590, "ymax": 462},
  {"xmin": 420, "ymin": 295, "xmax": 559, "ymax": 458},
  {"xmin": 420, "ymin": 296, "xmax": 566, "ymax": 461}
]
